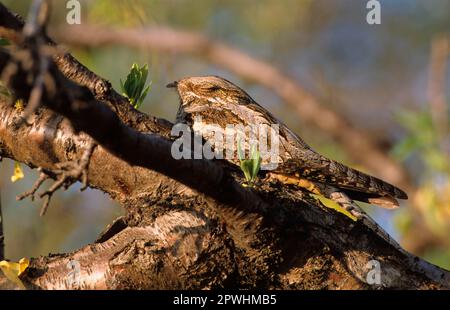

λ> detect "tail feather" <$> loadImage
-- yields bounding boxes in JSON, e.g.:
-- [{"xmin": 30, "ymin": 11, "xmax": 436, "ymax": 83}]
[
  {"xmin": 367, "ymin": 196, "xmax": 400, "ymax": 209},
  {"xmin": 341, "ymin": 188, "xmax": 401, "ymax": 209}
]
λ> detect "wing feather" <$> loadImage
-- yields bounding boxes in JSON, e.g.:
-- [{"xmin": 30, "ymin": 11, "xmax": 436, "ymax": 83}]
[{"xmin": 277, "ymin": 151, "xmax": 407, "ymax": 200}]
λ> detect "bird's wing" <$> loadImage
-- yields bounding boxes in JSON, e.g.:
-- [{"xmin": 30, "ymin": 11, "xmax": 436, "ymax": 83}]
[
  {"xmin": 247, "ymin": 100, "xmax": 409, "ymax": 201},
  {"xmin": 177, "ymin": 98, "xmax": 408, "ymax": 202},
  {"xmin": 276, "ymin": 149, "xmax": 407, "ymax": 200}
]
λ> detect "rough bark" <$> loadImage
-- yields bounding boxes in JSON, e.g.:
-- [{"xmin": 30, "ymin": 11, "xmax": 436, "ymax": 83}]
[
  {"xmin": 0, "ymin": 3, "xmax": 449, "ymax": 290},
  {"xmin": 0, "ymin": 99, "xmax": 448, "ymax": 289}
]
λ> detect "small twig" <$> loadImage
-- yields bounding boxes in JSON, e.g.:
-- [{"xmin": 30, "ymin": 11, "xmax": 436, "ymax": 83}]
[
  {"xmin": 5, "ymin": 0, "xmax": 96, "ymax": 216},
  {"xmin": 19, "ymin": 55, "xmax": 49, "ymax": 123},
  {"xmin": 16, "ymin": 0, "xmax": 50, "ymax": 126},
  {"xmin": 16, "ymin": 141, "xmax": 97, "ymax": 216},
  {"xmin": 16, "ymin": 167, "xmax": 49, "ymax": 201},
  {"xmin": 38, "ymin": 173, "xmax": 67, "ymax": 216},
  {"xmin": 79, "ymin": 141, "xmax": 96, "ymax": 190},
  {"xmin": 23, "ymin": 0, "xmax": 49, "ymax": 38},
  {"xmin": 40, "ymin": 140, "xmax": 96, "ymax": 216}
]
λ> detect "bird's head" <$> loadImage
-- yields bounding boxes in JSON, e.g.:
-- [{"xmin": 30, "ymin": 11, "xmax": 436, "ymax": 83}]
[{"xmin": 166, "ymin": 75, "xmax": 254, "ymax": 107}]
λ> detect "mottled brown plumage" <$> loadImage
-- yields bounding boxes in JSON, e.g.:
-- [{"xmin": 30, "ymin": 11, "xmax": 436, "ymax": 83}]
[{"xmin": 168, "ymin": 76, "xmax": 407, "ymax": 209}]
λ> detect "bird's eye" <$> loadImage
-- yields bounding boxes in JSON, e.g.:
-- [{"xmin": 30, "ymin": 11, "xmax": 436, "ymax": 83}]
[{"xmin": 206, "ymin": 85, "xmax": 221, "ymax": 92}]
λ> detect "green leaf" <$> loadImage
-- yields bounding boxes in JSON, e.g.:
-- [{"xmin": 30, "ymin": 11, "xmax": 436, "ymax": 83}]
[
  {"xmin": 120, "ymin": 79, "xmax": 125, "ymax": 94},
  {"xmin": 120, "ymin": 63, "xmax": 151, "ymax": 110},
  {"xmin": 250, "ymin": 145, "xmax": 261, "ymax": 178},
  {"xmin": 135, "ymin": 83, "xmax": 151, "ymax": 109},
  {"xmin": 237, "ymin": 139, "xmax": 244, "ymax": 161},
  {"xmin": 240, "ymin": 160, "xmax": 252, "ymax": 183},
  {"xmin": 238, "ymin": 143, "xmax": 261, "ymax": 186}
]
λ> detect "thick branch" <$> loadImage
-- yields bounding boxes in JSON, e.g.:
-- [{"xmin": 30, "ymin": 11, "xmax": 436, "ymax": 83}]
[
  {"xmin": 0, "ymin": 58, "xmax": 448, "ymax": 289},
  {"xmin": 0, "ymin": 48, "xmax": 260, "ymax": 209},
  {"xmin": 0, "ymin": 3, "xmax": 448, "ymax": 290},
  {"xmin": 5, "ymin": 3, "xmax": 440, "ymax": 256},
  {"xmin": 0, "ymin": 3, "xmax": 172, "ymax": 136}
]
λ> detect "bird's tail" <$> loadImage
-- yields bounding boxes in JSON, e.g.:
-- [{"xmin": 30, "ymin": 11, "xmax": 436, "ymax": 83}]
[{"xmin": 340, "ymin": 189, "xmax": 401, "ymax": 209}]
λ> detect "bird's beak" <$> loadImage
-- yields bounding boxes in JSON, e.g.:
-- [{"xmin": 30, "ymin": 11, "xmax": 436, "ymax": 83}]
[{"xmin": 166, "ymin": 81, "xmax": 178, "ymax": 88}]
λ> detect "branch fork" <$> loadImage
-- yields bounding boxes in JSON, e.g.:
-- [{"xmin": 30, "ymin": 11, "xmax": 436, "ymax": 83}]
[{"xmin": 16, "ymin": 141, "xmax": 96, "ymax": 215}]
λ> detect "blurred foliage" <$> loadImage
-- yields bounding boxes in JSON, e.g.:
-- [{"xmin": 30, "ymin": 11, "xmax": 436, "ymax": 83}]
[
  {"xmin": 237, "ymin": 142, "xmax": 262, "ymax": 187},
  {"xmin": 89, "ymin": 0, "xmax": 149, "ymax": 27},
  {"xmin": 1, "ymin": 159, "xmax": 123, "ymax": 261},
  {"xmin": 393, "ymin": 111, "xmax": 449, "ymax": 174},
  {"xmin": 0, "ymin": 0, "xmax": 449, "ymax": 269},
  {"xmin": 0, "ymin": 257, "xmax": 29, "ymax": 289},
  {"xmin": 393, "ymin": 109, "xmax": 450, "ymax": 268}
]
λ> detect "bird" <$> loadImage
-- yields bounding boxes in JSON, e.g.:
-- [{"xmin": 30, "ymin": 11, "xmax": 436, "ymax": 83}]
[{"xmin": 167, "ymin": 76, "xmax": 408, "ymax": 217}]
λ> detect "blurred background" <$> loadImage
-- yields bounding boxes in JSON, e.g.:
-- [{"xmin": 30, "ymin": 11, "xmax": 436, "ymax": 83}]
[{"xmin": 1, "ymin": 0, "xmax": 449, "ymax": 269}]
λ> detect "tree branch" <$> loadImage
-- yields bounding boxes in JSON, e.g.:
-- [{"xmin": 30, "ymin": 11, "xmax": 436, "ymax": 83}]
[
  {"xmin": 0, "ymin": 3, "xmax": 448, "ymax": 290},
  {"xmin": 0, "ymin": 42, "xmax": 449, "ymax": 290}
]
